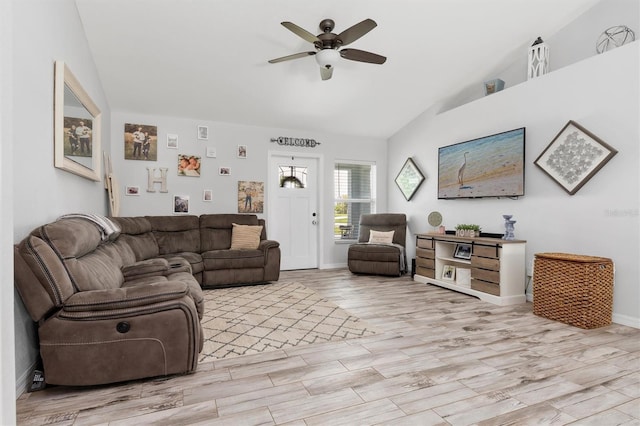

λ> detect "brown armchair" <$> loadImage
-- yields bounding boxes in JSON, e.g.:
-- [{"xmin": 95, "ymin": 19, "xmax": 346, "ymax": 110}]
[{"xmin": 347, "ymin": 213, "xmax": 407, "ymax": 276}]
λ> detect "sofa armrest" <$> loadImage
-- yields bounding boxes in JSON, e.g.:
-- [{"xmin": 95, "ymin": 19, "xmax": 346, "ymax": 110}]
[
  {"xmin": 259, "ymin": 239, "xmax": 280, "ymax": 251},
  {"xmin": 62, "ymin": 281, "xmax": 190, "ymax": 312},
  {"xmin": 122, "ymin": 258, "xmax": 170, "ymax": 280}
]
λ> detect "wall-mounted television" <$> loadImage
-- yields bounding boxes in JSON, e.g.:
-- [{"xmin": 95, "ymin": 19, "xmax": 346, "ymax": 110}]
[{"xmin": 438, "ymin": 127, "xmax": 525, "ymax": 199}]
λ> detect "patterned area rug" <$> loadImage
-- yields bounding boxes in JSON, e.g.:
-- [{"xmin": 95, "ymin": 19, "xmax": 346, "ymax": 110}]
[{"xmin": 199, "ymin": 282, "xmax": 377, "ymax": 362}]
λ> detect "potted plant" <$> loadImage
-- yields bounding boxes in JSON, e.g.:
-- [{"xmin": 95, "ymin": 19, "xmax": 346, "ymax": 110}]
[{"xmin": 455, "ymin": 224, "xmax": 482, "ymax": 238}]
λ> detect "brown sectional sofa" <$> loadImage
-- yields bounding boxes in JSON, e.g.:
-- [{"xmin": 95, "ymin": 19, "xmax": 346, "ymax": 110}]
[{"xmin": 13, "ymin": 213, "xmax": 280, "ymax": 386}]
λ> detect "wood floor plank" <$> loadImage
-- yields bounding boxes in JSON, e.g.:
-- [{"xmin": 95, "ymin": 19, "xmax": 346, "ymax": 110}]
[
  {"xmin": 268, "ymin": 388, "xmax": 364, "ymax": 424},
  {"xmin": 216, "ymin": 382, "xmax": 309, "ymax": 417}
]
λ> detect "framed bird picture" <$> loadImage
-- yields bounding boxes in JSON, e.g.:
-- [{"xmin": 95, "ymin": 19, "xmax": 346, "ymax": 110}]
[{"xmin": 395, "ymin": 157, "xmax": 425, "ymax": 201}]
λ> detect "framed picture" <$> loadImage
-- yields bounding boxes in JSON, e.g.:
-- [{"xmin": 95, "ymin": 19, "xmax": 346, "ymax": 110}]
[
  {"xmin": 219, "ymin": 167, "xmax": 230, "ymax": 175},
  {"xmin": 197, "ymin": 125, "xmax": 209, "ymax": 140},
  {"xmin": 237, "ymin": 145, "xmax": 247, "ymax": 158},
  {"xmin": 125, "ymin": 185, "xmax": 140, "ymax": 196},
  {"xmin": 124, "ymin": 123, "xmax": 157, "ymax": 161},
  {"xmin": 206, "ymin": 146, "xmax": 217, "ymax": 158},
  {"xmin": 238, "ymin": 181, "xmax": 264, "ymax": 213},
  {"xmin": 178, "ymin": 154, "xmax": 201, "ymax": 177},
  {"xmin": 53, "ymin": 61, "xmax": 101, "ymax": 182},
  {"xmin": 454, "ymin": 243, "xmax": 472, "ymax": 260},
  {"xmin": 203, "ymin": 189, "xmax": 213, "ymax": 202},
  {"xmin": 173, "ymin": 195, "xmax": 190, "ymax": 214},
  {"xmin": 167, "ymin": 134, "xmax": 178, "ymax": 149},
  {"xmin": 442, "ymin": 265, "xmax": 456, "ymax": 281},
  {"xmin": 395, "ymin": 157, "xmax": 425, "ymax": 201},
  {"xmin": 534, "ymin": 120, "xmax": 618, "ymax": 195}
]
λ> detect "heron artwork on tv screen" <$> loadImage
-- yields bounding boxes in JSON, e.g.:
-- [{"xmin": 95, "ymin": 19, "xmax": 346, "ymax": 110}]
[{"xmin": 438, "ymin": 127, "xmax": 525, "ymax": 199}]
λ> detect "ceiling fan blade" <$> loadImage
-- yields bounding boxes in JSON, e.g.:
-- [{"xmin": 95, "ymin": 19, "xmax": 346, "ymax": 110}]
[
  {"xmin": 268, "ymin": 51, "xmax": 316, "ymax": 64},
  {"xmin": 320, "ymin": 66, "xmax": 333, "ymax": 80},
  {"xmin": 336, "ymin": 19, "xmax": 377, "ymax": 46},
  {"xmin": 281, "ymin": 21, "xmax": 321, "ymax": 44},
  {"xmin": 340, "ymin": 48, "xmax": 386, "ymax": 64}
]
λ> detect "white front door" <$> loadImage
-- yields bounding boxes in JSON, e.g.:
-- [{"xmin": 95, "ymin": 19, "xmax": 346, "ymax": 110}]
[{"xmin": 268, "ymin": 154, "xmax": 319, "ymax": 270}]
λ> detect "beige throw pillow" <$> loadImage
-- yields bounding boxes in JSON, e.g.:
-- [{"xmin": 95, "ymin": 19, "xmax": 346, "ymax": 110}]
[
  {"xmin": 230, "ymin": 223, "xmax": 263, "ymax": 250},
  {"xmin": 368, "ymin": 230, "xmax": 394, "ymax": 244}
]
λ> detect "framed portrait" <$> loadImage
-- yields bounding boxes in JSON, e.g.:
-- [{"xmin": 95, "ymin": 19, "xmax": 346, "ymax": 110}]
[
  {"xmin": 178, "ymin": 154, "xmax": 201, "ymax": 177},
  {"xmin": 219, "ymin": 167, "xmax": 231, "ymax": 176},
  {"xmin": 237, "ymin": 145, "xmax": 247, "ymax": 158},
  {"xmin": 453, "ymin": 243, "xmax": 472, "ymax": 260},
  {"xmin": 167, "ymin": 134, "xmax": 178, "ymax": 149},
  {"xmin": 54, "ymin": 61, "xmax": 101, "ymax": 182},
  {"xmin": 395, "ymin": 157, "xmax": 425, "ymax": 201},
  {"xmin": 238, "ymin": 181, "xmax": 264, "ymax": 213},
  {"xmin": 203, "ymin": 189, "xmax": 213, "ymax": 202},
  {"xmin": 63, "ymin": 117, "xmax": 93, "ymax": 158},
  {"xmin": 124, "ymin": 123, "xmax": 158, "ymax": 161},
  {"xmin": 442, "ymin": 265, "xmax": 456, "ymax": 281},
  {"xmin": 534, "ymin": 120, "xmax": 617, "ymax": 195},
  {"xmin": 197, "ymin": 125, "xmax": 209, "ymax": 140},
  {"xmin": 173, "ymin": 195, "xmax": 190, "ymax": 214},
  {"xmin": 125, "ymin": 185, "xmax": 140, "ymax": 196}
]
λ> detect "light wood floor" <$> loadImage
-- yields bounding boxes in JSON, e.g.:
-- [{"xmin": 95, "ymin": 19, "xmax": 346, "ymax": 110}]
[{"xmin": 16, "ymin": 269, "xmax": 640, "ymax": 425}]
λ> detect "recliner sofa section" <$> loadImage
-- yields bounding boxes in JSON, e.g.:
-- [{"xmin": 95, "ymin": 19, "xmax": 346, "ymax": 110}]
[
  {"xmin": 13, "ymin": 213, "xmax": 280, "ymax": 386},
  {"xmin": 111, "ymin": 214, "xmax": 281, "ymax": 288}
]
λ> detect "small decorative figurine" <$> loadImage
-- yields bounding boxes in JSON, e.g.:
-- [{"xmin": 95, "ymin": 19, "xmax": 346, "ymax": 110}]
[{"xmin": 503, "ymin": 215, "xmax": 516, "ymax": 240}]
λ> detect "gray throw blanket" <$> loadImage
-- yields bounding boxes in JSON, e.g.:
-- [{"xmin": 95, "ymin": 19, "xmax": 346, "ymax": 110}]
[{"xmin": 58, "ymin": 213, "xmax": 121, "ymax": 242}]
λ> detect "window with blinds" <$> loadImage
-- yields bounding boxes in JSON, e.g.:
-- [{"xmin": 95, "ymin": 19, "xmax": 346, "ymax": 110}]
[{"xmin": 334, "ymin": 161, "xmax": 376, "ymax": 240}]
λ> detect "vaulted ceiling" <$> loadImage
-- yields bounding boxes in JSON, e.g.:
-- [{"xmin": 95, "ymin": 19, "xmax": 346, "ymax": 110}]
[{"xmin": 75, "ymin": 0, "xmax": 600, "ymax": 139}]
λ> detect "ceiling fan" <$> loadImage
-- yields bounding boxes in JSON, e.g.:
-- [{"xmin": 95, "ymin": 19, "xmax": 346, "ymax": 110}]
[{"xmin": 268, "ymin": 18, "xmax": 386, "ymax": 80}]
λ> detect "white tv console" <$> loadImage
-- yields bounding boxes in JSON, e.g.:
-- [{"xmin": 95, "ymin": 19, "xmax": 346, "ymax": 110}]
[{"xmin": 413, "ymin": 233, "xmax": 526, "ymax": 306}]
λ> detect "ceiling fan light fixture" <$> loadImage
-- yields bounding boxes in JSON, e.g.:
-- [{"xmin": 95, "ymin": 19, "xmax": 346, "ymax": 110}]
[{"xmin": 315, "ymin": 49, "xmax": 340, "ymax": 69}]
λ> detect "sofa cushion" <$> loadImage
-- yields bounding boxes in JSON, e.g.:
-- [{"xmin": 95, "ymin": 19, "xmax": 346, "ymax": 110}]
[
  {"xmin": 230, "ymin": 223, "xmax": 263, "ymax": 250},
  {"xmin": 199, "ymin": 214, "xmax": 263, "ymax": 251},
  {"xmin": 202, "ymin": 249, "xmax": 265, "ymax": 269},
  {"xmin": 37, "ymin": 218, "xmax": 103, "ymax": 259},
  {"xmin": 14, "ymin": 237, "xmax": 75, "ymax": 321},
  {"xmin": 159, "ymin": 252, "xmax": 203, "ymax": 274},
  {"xmin": 147, "ymin": 215, "xmax": 201, "ymax": 255},
  {"xmin": 36, "ymin": 218, "xmax": 125, "ymax": 291},
  {"xmin": 111, "ymin": 217, "xmax": 159, "ymax": 261}
]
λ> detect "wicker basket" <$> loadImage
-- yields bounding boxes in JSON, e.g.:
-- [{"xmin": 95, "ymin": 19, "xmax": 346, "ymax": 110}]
[{"xmin": 533, "ymin": 252, "xmax": 614, "ymax": 329}]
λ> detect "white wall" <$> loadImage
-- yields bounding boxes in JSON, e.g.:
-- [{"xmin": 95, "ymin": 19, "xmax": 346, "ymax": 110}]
[
  {"xmin": 388, "ymin": 42, "xmax": 639, "ymax": 327},
  {"xmin": 110, "ymin": 111, "xmax": 388, "ymax": 268},
  {"xmin": 1, "ymin": 0, "xmax": 15, "ymax": 422},
  {"xmin": 11, "ymin": 0, "xmax": 111, "ymax": 397},
  {"xmin": 442, "ymin": 0, "xmax": 639, "ymax": 114}
]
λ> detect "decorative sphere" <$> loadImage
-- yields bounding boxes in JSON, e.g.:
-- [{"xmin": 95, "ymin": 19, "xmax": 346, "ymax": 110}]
[{"xmin": 597, "ymin": 25, "xmax": 635, "ymax": 54}]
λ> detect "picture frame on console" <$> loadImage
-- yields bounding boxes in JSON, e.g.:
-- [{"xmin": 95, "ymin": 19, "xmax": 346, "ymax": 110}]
[
  {"xmin": 534, "ymin": 120, "xmax": 617, "ymax": 195},
  {"xmin": 453, "ymin": 243, "xmax": 472, "ymax": 260},
  {"xmin": 442, "ymin": 265, "xmax": 456, "ymax": 281}
]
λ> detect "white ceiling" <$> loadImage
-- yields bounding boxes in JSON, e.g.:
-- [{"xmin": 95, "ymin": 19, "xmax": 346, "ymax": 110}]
[{"xmin": 75, "ymin": 0, "xmax": 600, "ymax": 139}]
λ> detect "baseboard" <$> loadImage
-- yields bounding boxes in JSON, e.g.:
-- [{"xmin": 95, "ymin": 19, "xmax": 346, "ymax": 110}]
[
  {"xmin": 612, "ymin": 313, "xmax": 640, "ymax": 329},
  {"xmin": 320, "ymin": 263, "xmax": 347, "ymax": 270},
  {"xmin": 15, "ymin": 359, "xmax": 38, "ymax": 397}
]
